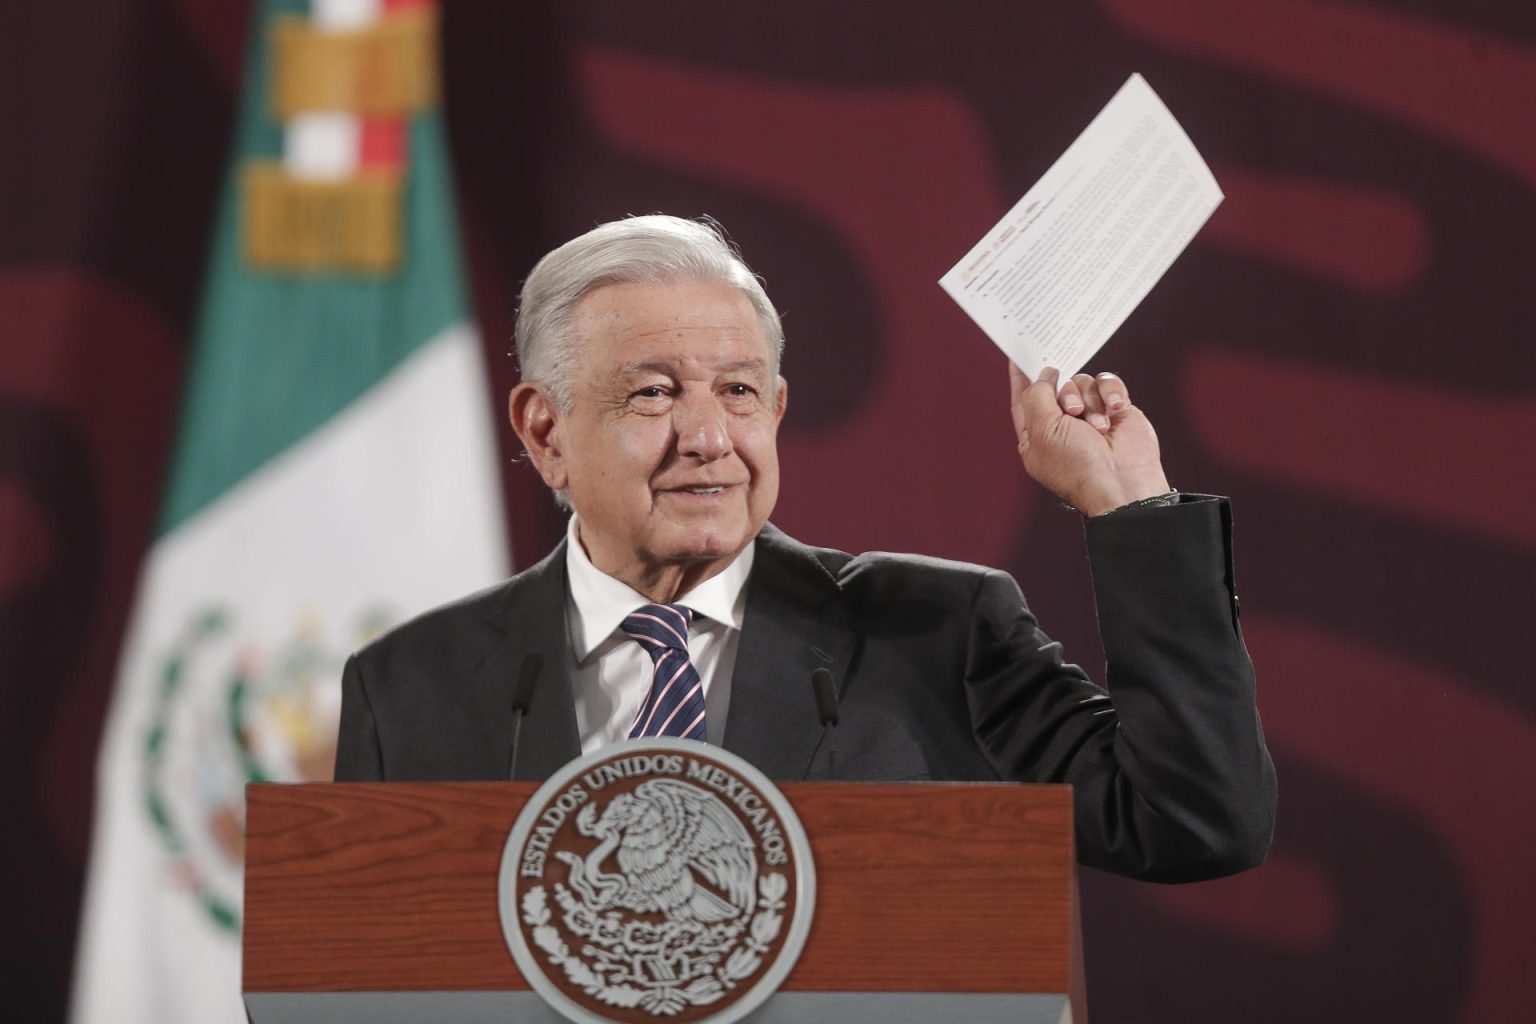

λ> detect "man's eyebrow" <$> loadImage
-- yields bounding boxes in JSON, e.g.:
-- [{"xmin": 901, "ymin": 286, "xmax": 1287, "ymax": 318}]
[
  {"xmin": 713, "ymin": 359, "xmax": 770, "ymax": 375},
  {"xmin": 617, "ymin": 359, "xmax": 769, "ymax": 376},
  {"xmin": 617, "ymin": 360, "xmax": 675, "ymax": 376}
]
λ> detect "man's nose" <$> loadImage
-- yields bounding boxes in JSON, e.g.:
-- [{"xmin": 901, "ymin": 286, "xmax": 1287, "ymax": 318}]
[{"xmin": 673, "ymin": 394, "xmax": 733, "ymax": 461}]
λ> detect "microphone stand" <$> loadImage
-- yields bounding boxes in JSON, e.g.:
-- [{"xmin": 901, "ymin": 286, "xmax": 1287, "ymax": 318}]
[
  {"xmin": 507, "ymin": 653, "xmax": 541, "ymax": 780},
  {"xmin": 803, "ymin": 666, "xmax": 840, "ymax": 781}
]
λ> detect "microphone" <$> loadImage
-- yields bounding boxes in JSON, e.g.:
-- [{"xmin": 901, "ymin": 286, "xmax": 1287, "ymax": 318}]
[
  {"xmin": 508, "ymin": 653, "xmax": 542, "ymax": 780},
  {"xmin": 803, "ymin": 666, "xmax": 839, "ymax": 780}
]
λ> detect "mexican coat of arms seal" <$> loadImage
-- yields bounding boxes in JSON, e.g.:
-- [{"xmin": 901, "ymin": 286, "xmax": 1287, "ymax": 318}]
[{"xmin": 499, "ymin": 738, "xmax": 816, "ymax": 1024}]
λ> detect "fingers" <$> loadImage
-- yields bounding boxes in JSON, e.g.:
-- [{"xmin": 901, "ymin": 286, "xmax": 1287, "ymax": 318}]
[
  {"xmin": 1067, "ymin": 371, "xmax": 1132, "ymax": 433},
  {"xmin": 1070, "ymin": 373, "xmax": 1108, "ymax": 432},
  {"xmin": 1096, "ymin": 371, "xmax": 1130, "ymax": 414},
  {"xmin": 1011, "ymin": 364, "xmax": 1133, "ymax": 437},
  {"xmin": 1057, "ymin": 375, "xmax": 1085, "ymax": 416}
]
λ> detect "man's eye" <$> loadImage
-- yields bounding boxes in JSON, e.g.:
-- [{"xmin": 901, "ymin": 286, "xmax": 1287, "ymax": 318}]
[
  {"xmin": 632, "ymin": 386, "xmax": 667, "ymax": 400},
  {"xmin": 724, "ymin": 383, "xmax": 757, "ymax": 397}
]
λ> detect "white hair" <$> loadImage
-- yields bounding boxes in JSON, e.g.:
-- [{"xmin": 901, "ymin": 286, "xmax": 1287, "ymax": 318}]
[{"xmin": 515, "ymin": 214, "xmax": 785, "ymax": 413}]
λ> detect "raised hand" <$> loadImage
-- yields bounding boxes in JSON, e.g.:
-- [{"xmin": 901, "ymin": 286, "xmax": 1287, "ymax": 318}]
[{"xmin": 1008, "ymin": 364, "xmax": 1171, "ymax": 517}]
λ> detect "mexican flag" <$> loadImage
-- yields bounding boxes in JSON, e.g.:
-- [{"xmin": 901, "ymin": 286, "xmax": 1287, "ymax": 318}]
[{"xmin": 69, "ymin": 1, "xmax": 507, "ymax": 1021}]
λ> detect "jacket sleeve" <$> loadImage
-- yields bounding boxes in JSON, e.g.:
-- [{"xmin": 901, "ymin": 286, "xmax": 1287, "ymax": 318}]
[
  {"xmin": 968, "ymin": 495, "xmax": 1276, "ymax": 882},
  {"xmin": 334, "ymin": 652, "xmax": 385, "ymax": 781}
]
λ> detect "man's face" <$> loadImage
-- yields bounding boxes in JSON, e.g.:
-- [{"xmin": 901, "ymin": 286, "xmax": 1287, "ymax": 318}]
[{"xmin": 543, "ymin": 278, "xmax": 786, "ymax": 592}]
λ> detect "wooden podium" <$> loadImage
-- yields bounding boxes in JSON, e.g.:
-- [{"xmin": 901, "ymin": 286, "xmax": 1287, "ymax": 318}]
[{"xmin": 244, "ymin": 782, "xmax": 1084, "ymax": 1023}]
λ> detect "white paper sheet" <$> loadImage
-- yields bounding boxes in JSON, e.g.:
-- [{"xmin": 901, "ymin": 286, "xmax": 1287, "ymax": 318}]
[{"xmin": 940, "ymin": 73, "xmax": 1223, "ymax": 382}]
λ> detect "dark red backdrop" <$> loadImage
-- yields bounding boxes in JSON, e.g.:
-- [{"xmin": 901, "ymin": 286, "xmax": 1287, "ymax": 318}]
[{"xmin": 3, "ymin": 2, "xmax": 1533, "ymax": 1021}]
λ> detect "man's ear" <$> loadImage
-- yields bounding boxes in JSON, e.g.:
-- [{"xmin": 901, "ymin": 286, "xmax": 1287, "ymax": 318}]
[
  {"xmin": 508, "ymin": 383, "xmax": 568, "ymax": 491},
  {"xmin": 773, "ymin": 375, "xmax": 788, "ymax": 424}
]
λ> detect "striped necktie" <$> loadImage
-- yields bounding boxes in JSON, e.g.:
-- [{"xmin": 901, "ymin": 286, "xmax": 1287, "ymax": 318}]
[{"xmin": 623, "ymin": 603, "xmax": 707, "ymax": 742}]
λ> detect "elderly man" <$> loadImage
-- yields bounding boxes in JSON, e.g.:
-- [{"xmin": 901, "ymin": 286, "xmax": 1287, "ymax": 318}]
[{"xmin": 335, "ymin": 215, "xmax": 1275, "ymax": 882}]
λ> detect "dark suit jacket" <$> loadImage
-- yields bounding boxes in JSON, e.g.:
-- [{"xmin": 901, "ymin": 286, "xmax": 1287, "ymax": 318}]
[{"xmin": 336, "ymin": 495, "xmax": 1275, "ymax": 882}]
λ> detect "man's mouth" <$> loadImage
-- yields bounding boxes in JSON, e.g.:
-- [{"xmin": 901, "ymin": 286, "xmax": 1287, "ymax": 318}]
[{"xmin": 663, "ymin": 483, "xmax": 738, "ymax": 497}]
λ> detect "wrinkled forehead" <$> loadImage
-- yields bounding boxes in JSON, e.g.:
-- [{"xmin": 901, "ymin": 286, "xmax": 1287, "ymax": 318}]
[{"xmin": 569, "ymin": 279, "xmax": 776, "ymax": 376}]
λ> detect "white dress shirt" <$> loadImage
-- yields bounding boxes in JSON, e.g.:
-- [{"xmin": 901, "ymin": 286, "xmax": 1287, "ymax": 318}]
[{"xmin": 563, "ymin": 515, "xmax": 753, "ymax": 753}]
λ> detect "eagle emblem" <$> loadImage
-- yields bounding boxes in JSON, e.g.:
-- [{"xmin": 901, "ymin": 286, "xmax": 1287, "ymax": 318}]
[
  {"xmin": 557, "ymin": 779, "xmax": 758, "ymax": 926},
  {"xmin": 501, "ymin": 740, "xmax": 815, "ymax": 1023}
]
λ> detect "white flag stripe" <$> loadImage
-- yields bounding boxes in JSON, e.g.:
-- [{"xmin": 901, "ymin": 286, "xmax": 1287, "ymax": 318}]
[
  {"xmin": 313, "ymin": 0, "xmax": 378, "ymax": 31},
  {"xmin": 284, "ymin": 113, "xmax": 361, "ymax": 182}
]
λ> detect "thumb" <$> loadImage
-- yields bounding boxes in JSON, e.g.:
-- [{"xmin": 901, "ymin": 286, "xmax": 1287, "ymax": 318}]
[{"xmin": 1013, "ymin": 365, "xmax": 1063, "ymax": 439}]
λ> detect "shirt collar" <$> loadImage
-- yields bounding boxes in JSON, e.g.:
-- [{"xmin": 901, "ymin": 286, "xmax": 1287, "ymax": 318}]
[{"xmin": 564, "ymin": 514, "xmax": 755, "ymax": 662}]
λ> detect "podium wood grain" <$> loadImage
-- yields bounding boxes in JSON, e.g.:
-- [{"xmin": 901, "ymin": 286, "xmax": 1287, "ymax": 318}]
[{"xmin": 244, "ymin": 782, "xmax": 1072, "ymax": 995}]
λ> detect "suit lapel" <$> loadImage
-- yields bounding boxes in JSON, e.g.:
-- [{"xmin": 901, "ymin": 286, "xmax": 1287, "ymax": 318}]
[
  {"xmin": 722, "ymin": 525, "xmax": 855, "ymax": 780},
  {"xmin": 466, "ymin": 525, "xmax": 855, "ymax": 782},
  {"xmin": 469, "ymin": 540, "xmax": 583, "ymax": 780}
]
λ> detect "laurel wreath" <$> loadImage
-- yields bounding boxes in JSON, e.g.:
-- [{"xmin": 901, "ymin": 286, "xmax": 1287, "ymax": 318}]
[
  {"xmin": 522, "ymin": 872, "xmax": 788, "ymax": 1016},
  {"xmin": 143, "ymin": 606, "xmax": 243, "ymax": 934}
]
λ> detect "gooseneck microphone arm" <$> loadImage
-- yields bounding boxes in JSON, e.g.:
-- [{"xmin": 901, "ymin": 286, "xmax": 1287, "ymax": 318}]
[
  {"xmin": 508, "ymin": 653, "xmax": 542, "ymax": 780},
  {"xmin": 803, "ymin": 666, "xmax": 840, "ymax": 781}
]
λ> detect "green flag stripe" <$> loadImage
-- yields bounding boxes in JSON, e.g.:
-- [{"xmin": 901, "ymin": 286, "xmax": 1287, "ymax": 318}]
[{"xmin": 159, "ymin": 0, "xmax": 468, "ymax": 535}]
